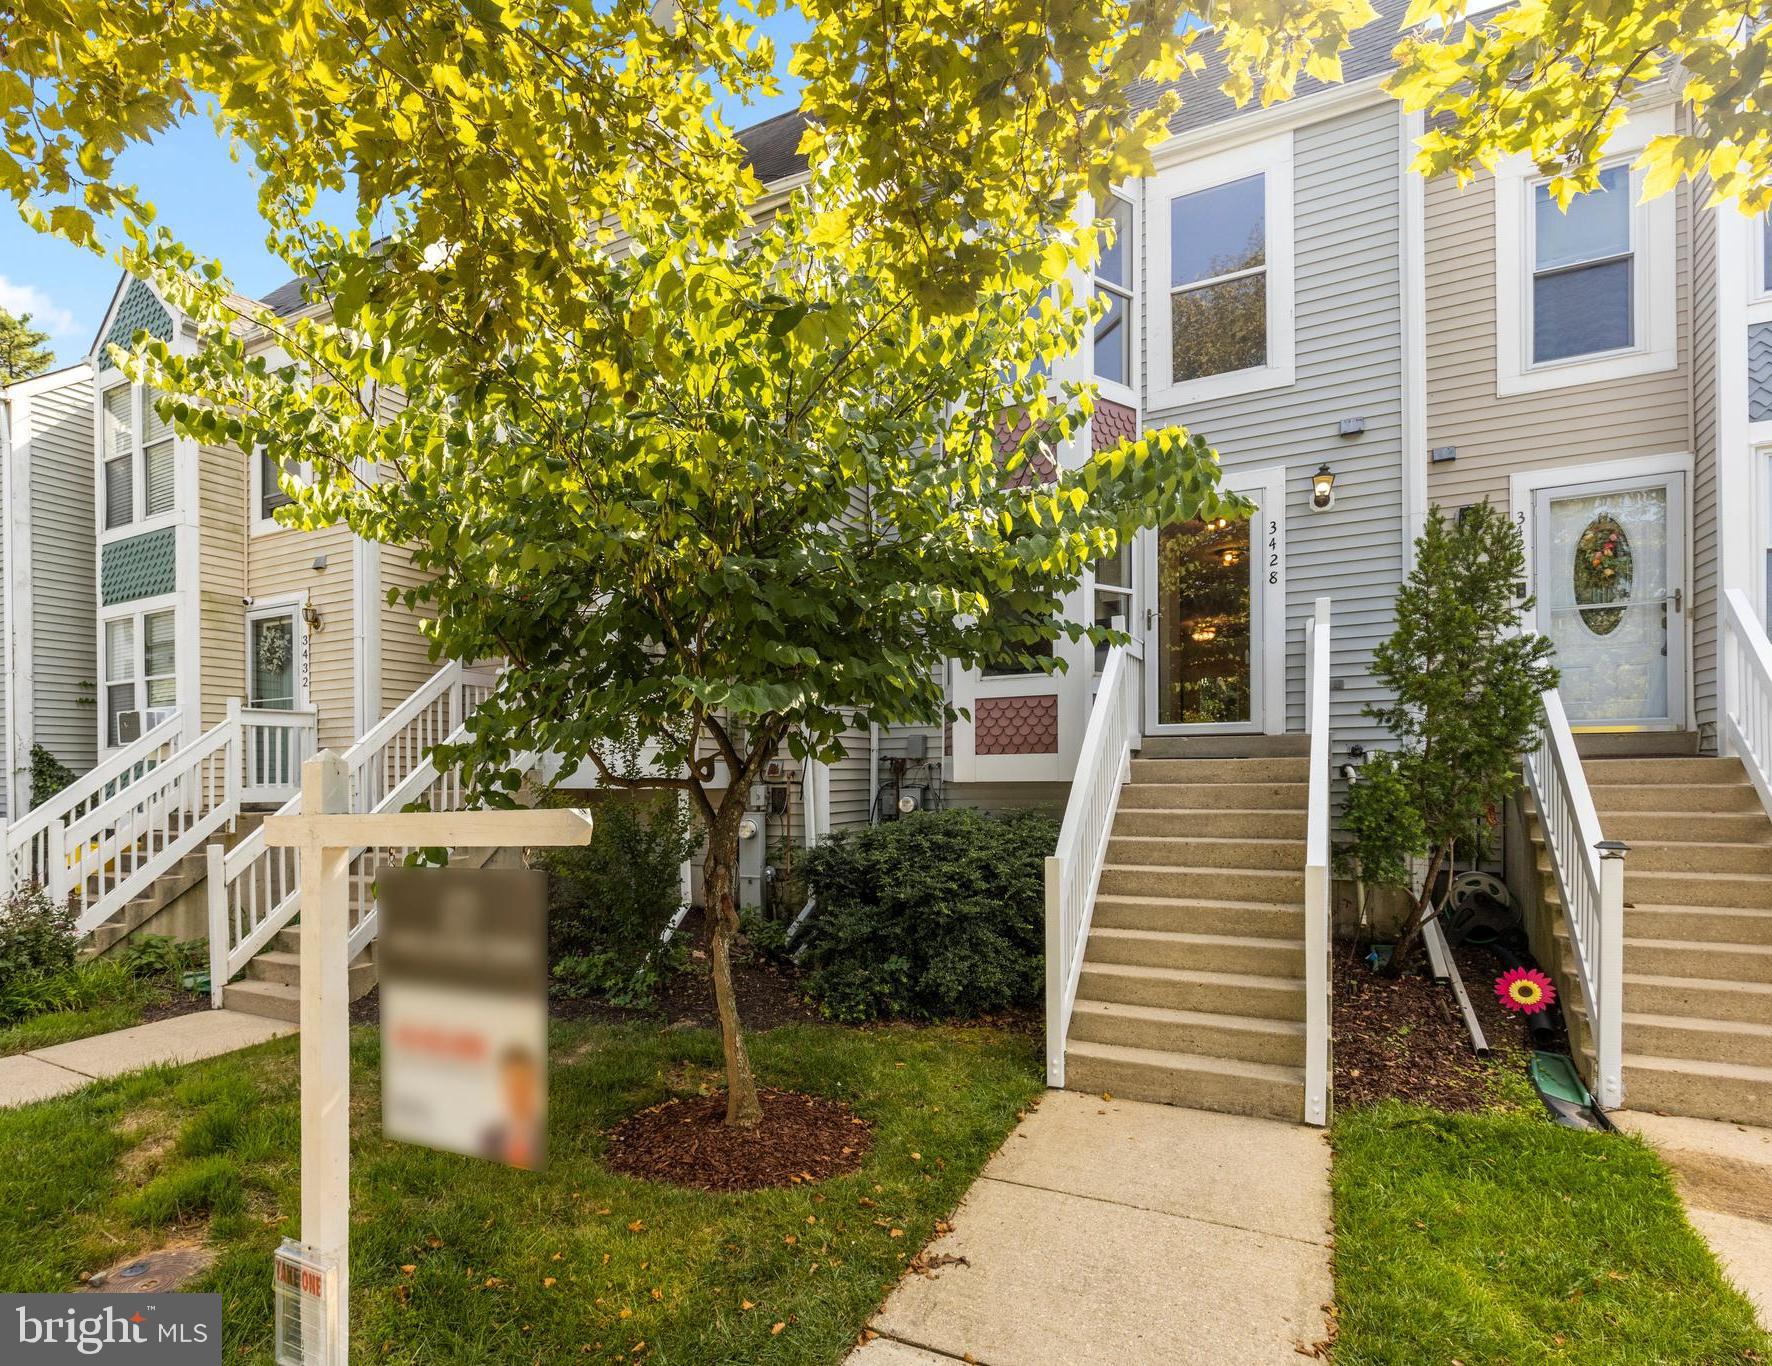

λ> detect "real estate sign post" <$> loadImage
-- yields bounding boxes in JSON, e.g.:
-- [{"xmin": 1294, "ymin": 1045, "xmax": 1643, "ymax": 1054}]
[{"xmin": 264, "ymin": 755, "xmax": 593, "ymax": 1365}]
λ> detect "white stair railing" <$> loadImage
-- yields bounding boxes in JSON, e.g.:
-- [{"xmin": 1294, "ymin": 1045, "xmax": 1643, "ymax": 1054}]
[
  {"xmin": 3, "ymin": 710, "xmax": 184, "ymax": 894},
  {"xmin": 1722, "ymin": 587, "xmax": 1772, "ymax": 822},
  {"xmin": 1303, "ymin": 597, "xmax": 1332, "ymax": 1127},
  {"xmin": 241, "ymin": 706, "xmax": 319, "ymax": 803},
  {"xmin": 60, "ymin": 715, "xmax": 240, "ymax": 935},
  {"xmin": 1044, "ymin": 638, "xmax": 1143, "ymax": 1087},
  {"xmin": 1522, "ymin": 687, "xmax": 1625, "ymax": 1108},
  {"xmin": 207, "ymin": 661, "xmax": 501, "ymax": 1003}
]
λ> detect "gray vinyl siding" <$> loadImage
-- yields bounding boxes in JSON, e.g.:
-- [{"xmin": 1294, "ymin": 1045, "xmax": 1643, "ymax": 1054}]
[
  {"xmin": 1691, "ymin": 173, "xmax": 1720, "ymax": 734},
  {"xmin": 1142, "ymin": 100, "xmax": 1407, "ymax": 762},
  {"xmin": 28, "ymin": 375, "xmax": 98, "ymax": 779},
  {"xmin": 0, "ymin": 404, "xmax": 9, "ymax": 818},
  {"xmin": 825, "ymin": 722, "xmax": 874, "ymax": 831},
  {"xmin": 1422, "ymin": 175, "xmax": 1693, "ymax": 510}
]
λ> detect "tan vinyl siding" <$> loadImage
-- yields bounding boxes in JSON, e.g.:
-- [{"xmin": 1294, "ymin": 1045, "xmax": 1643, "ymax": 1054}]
[
  {"xmin": 197, "ymin": 444, "xmax": 249, "ymax": 727},
  {"xmin": 1422, "ymin": 173, "xmax": 1693, "ymax": 510},
  {"xmin": 247, "ymin": 521, "xmax": 356, "ymax": 751},
  {"xmin": 27, "ymin": 376, "xmax": 99, "ymax": 777},
  {"xmin": 379, "ymin": 542, "xmax": 438, "ymax": 718},
  {"xmin": 1690, "ymin": 173, "xmax": 1721, "ymax": 732}
]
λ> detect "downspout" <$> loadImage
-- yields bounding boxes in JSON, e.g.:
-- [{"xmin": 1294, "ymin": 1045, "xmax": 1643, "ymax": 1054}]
[{"xmin": 868, "ymin": 721, "xmax": 880, "ymax": 826}]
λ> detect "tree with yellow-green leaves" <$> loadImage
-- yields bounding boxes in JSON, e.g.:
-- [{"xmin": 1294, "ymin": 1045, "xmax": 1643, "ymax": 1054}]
[{"xmin": 2, "ymin": 0, "xmax": 1769, "ymax": 1127}]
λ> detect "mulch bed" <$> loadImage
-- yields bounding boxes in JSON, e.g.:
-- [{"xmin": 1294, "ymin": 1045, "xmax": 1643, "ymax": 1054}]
[
  {"xmin": 1333, "ymin": 938, "xmax": 1563, "ymax": 1113},
  {"xmin": 601, "ymin": 1088, "xmax": 873, "ymax": 1191},
  {"xmin": 138, "ymin": 987, "xmax": 207, "ymax": 1028}
]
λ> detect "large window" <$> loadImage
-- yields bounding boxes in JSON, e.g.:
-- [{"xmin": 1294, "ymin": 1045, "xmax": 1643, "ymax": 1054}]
[
  {"xmin": 102, "ymin": 608, "xmax": 176, "ymax": 746},
  {"xmin": 1093, "ymin": 195, "xmax": 1133, "ymax": 388},
  {"xmin": 1531, "ymin": 165, "xmax": 1633, "ymax": 364},
  {"xmin": 1147, "ymin": 133, "xmax": 1294, "ymax": 406},
  {"xmin": 1169, "ymin": 175, "xmax": 1267, "ymax": 382},
  {"xmin": 100, "ymin": 383, "xmax": 176, "ymax": 530}
]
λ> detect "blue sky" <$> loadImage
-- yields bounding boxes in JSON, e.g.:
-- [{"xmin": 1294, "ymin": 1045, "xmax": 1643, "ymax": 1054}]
[{"xmin": 0, "ymin": 10, "xmax": 808, "ymax": 369}]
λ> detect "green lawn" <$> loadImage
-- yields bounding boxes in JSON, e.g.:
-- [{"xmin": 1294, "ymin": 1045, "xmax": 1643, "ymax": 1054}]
[
  {"xmin": 0, "ymin": 997, "xmax": 150, "ymax": 1054},
  {"xmin": 0, "ymin": 1020, "xmax": 1041, "ymax": 1364},
  {"xmin": 1333, "ymin": 1090, "xmax": 1772, "ymax": 1364}
]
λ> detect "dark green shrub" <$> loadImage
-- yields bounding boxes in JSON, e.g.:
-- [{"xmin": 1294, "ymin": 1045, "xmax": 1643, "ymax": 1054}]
[
  {"xmin": 537, "ymin": 796, "xmax": 698, "ymax": 1007},
  {"xmin": 0, "ymin": 887, "xmax": 77, "ymax": 984},
  {"xmin": 794, "ymin": 807, "xmax": 1058, "ymax": 1022},
  {"xmin": 28, "ymin": 743, "xmax": 76, "ymax": 809}
]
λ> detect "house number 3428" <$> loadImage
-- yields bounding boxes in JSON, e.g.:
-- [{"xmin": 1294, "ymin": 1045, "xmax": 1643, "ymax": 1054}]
[{"xmin": 1267, "ymin": 520, "xmax": 1280, "ymax": 586}]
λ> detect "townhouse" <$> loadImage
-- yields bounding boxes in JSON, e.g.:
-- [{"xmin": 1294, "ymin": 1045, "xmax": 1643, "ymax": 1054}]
[{"xmin": 0, "ymin": 361, "xmax": 98, "ymax": 821}]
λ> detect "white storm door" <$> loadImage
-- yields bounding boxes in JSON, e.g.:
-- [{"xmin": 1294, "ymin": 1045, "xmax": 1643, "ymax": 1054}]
[{"xmin": 1534, "ymin": 474, "xmax": 1686, "ymax": 728}]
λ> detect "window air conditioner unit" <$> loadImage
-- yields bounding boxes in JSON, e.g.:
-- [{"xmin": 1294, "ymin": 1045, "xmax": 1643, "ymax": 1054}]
[
  {"xmin": 115, "ymin": 710, "xmax": 143, "ymax": 745},
  {"xmin": 144, "ymin": 706, "xmax": 176, "ymax": 730}
]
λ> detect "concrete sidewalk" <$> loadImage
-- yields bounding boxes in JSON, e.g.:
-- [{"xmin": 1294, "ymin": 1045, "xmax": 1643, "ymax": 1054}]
[
  {"xmin": 0, "ymin": 1010, "xmax": 294, "ymax": 1107},
  {"xmin": 850, "ymin": 1091, "xmax": 1334, "ymax": 1365},
  {"xmin": 1617, "ymin": 1110, "xmax": 1772, "ymax": 1329}
]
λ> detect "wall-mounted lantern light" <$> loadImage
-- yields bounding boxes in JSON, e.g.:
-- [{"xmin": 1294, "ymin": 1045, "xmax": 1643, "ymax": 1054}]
[
  {"xmin": 1311, "ymin": 463, "xmax": 1336, "ymax": 512},
  {"xmin": 303, "ymin": 603, "xmax": 325, "ymax": 633}
]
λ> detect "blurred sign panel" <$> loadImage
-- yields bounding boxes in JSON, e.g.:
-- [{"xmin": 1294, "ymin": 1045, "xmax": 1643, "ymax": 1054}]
[{"xmin": 378, "ymin": 867, "xmax": 548, "ymax": 1170}]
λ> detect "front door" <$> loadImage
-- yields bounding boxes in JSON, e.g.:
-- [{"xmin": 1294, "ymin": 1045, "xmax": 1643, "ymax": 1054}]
[
  {"xmin": 1143, "ymin": 468, "xmax": 1283, "ymax": 734},
  {"xmin": 1533, "ymin": 474, "xmax": 1686, "ymax": 729}
]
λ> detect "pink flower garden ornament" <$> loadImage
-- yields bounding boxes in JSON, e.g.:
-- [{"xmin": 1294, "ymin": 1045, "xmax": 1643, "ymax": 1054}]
[{"xmin": 1495, "ymin": 967, "xmax": 1556, "ymax": 1015}]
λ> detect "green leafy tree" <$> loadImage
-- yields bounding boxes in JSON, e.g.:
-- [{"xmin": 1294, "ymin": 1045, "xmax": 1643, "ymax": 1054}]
[
  {"xmin": 4, "ymin": 0, "xmax": 1765, "ymax": 1124},
  {"xmin": 1348, "ymin": 503, "xmax": 1557, "ymax": 975},
  {"xmin": 0, "ymin": 308, "xmax": 53, "ymax": 383}
]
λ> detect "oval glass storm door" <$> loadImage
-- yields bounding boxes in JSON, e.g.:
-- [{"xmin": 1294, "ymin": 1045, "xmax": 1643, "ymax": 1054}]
[{"xmin": 1535, "ymin": 477, "xmax": 1684, "ymax": 727}]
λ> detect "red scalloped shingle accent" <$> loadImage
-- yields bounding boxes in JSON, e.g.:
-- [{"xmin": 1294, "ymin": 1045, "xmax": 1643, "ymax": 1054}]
[
  {"xmin": 1092, "ymin": 399, "xmax": 1136, "ymax": 452},
  {"xmin": 975, "ymin": 695, "xmax": 1059, "ymax": 755}
]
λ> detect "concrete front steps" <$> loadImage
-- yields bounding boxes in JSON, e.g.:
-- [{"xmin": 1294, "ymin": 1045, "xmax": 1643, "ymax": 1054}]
[
  {"xmin": 223, "ymin": 922, "xmax": 378, "ymax": 1023},
  {"xmin": 1064, "ymin": 743, "xmax": 1309, "ymax": 1123},
  {"xmin": 1530, "ymin": 753, "xmax": 1772, "ymax": 1126},
  {"xmin": 220, "ymin": 845, "xmax": 516, "ymax": 1022}
]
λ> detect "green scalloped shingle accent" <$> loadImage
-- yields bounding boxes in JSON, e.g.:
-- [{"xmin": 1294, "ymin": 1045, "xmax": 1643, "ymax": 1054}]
[
  {"xmin": 97, "ymin": 278, "xmax": 173, "ymax": 371},
  {"xmin": 101, "ymin": 528, "xmax": 177, "ymax": 605}
]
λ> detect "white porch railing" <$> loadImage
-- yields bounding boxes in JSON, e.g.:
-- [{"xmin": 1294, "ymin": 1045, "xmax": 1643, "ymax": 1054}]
[
  {"xmin": 207, "ymin": 661, "xmax": 501, "ymax": 1003},
  {"xmin": 1522, "ymin": 687, "xmax": 1625, "ymax": 1108},
  {"xmin": 1044, "ymin": 639, "xmax": 1143, "ymax": 1087},
  {"xmin": 2, "ymin": 704, "xmax": 321, "ymax": 938},
  {"xmin": 241, "ymin": 705, "xmax": 319, "ymax": 803},
  {"xmin": 1303, "ymin": 597, "xmax": 1332, "ymax": 1127},
  {"xmin": 1722, "ymin": 588, "xmax": 1772, "ymax": 823},
  {"xmin": 2, "ymin": 710, "xmax": 184, "ymax": 895}
]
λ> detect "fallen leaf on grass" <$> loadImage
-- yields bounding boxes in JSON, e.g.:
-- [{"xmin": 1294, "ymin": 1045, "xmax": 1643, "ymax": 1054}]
[
  {"xmin": 400, "ymin": 1265, "xmax": 416, "ymax": 1275},
  {"xmin": 772, "ymin": 1322, "xmax": 785, "ymax": 1336},
  {"xmin": 544, "ymin": 1278, "xmax": 557, "ymax": 1288},
  {"xmin": 628, "ymin": 1220, "xmax": 645, "ymax": 1233},
  {"xmin": 741, "ymin": 1300, "xmax": 755, "ymax": 1311}
]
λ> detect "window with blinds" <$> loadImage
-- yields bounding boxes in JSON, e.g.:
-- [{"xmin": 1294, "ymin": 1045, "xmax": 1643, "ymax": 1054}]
[
  {"xmin": 104, "ymin": 387, "xmax": 135, "ymax": 530},
  {"xmin": 104, "ymin": 617, "xmax": 135, "ymax": 746},
  {"xmin": 142, "ymin": 388, "xmax": 176, "ymax": 517}
]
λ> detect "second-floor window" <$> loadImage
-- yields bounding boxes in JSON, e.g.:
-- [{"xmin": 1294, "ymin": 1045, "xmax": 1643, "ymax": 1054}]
[
  {"xmin": 1093, "ymin": 195, "xmax": 1134, "ymax": 388},
  {"xmin": 1531, "ymin": 165, "xmax": 1633, "ymax": 364},
  {"xmin": 258, "ymin": 448, "xmax": 295, "ymax": 523},
  {"xmin": 102, "ymin": 384, "xmax": 176, "ymax": 531},
  {"xmin": 1170, "ymin": 174, "xmax": 1268, "ymax": 382},
  {"xmin": 1147, "ymin": 132, "xmax": 1295, "ymax": 407}
]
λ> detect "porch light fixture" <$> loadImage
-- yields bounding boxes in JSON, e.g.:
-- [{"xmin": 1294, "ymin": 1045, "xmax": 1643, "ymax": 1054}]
[
  {"xmin": 303, "ymin": 603, "xmax": 324, "ymax": 633},
  {"xmin": 1310, "ymin": 463, "xmax": 1336, "ymax": 512}
]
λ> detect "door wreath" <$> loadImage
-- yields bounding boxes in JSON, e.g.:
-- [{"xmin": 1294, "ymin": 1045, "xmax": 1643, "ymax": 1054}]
[{"xmin": 1572, "ymin": 514, "xmax": 1632, "ymax": 636}]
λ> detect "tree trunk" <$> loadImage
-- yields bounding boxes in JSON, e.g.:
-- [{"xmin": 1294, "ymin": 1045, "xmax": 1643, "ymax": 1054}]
[
  {"xmin": 703, "ymin": 801, "xmax": 763, "ymax": 1127},
  {"xmin": 1381, "ymin": 841, "xmax": 1449, "ymax": 978}
]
